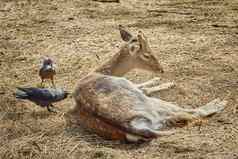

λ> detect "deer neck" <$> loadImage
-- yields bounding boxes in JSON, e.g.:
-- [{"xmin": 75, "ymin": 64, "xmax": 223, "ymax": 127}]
[{"xmin": 93, "ymin": 47, "xmax": 134, "ymax": 76}]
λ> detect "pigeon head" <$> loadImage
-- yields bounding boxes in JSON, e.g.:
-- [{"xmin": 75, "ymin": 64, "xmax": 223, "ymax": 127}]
[{"xmin": 42, "ymin": 57, "xmax": 54, "ymax": 67}]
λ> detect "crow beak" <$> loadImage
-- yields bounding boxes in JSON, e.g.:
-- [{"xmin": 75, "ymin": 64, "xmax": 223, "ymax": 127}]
[{"xmin": 65, "ymin": 91, "xmax": 72, "ymax": 98}]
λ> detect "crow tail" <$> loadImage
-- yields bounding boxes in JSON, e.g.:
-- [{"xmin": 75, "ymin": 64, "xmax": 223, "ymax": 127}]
[{"xmin": 15, "ymin": 88, "xmax": 28, "ymax": 99}]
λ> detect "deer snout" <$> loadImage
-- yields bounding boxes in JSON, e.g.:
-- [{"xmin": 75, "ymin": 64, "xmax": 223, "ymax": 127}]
[
  {"xmin": 156, "ymin": 63, "xmax": 164, "ymax": 74},
  {"xmin": 160, "ymin": 67, "xmax": 164, "ymax": 73}
]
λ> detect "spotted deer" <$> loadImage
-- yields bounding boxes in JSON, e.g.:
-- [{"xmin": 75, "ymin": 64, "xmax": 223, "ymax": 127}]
[{"xmin": 65, "ymin": 26, "xmax": 227, "ymax": 143}]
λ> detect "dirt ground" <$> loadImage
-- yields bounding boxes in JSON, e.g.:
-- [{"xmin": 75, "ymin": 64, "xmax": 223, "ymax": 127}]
[{"xmin": 0, "ymin": 0, "xmax": 238, "ymax": 158}]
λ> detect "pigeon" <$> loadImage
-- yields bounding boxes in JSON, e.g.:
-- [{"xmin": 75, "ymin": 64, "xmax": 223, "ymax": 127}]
[
  {"xmin": 39, "ymin": 57, "xmax": 56, "ymax": 87},
  {"xmin": 15, "ymin": 87, "xmax": 69, "ymax": 112}
]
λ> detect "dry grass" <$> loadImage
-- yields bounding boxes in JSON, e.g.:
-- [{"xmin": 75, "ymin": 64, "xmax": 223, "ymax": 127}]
[{"xmin": 0, "ymin": 0, "xmax": 238, "ymax": 158}]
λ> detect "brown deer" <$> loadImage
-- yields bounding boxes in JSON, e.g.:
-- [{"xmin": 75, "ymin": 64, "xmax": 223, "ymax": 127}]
[{"xmin": 65, "ymin": 26, "xmax": 227, "ymax": 143}]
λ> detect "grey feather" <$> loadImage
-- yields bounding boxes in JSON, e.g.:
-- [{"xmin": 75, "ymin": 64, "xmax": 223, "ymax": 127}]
[{"xmin": 15, "ymin": 87, "xmax": 69, "ymax": 110}]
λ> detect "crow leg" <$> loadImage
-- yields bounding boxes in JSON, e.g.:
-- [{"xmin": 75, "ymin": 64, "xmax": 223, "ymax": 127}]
[{"xmin": 47, "ymin": 104, "xmax": 57, "ymax": 113}]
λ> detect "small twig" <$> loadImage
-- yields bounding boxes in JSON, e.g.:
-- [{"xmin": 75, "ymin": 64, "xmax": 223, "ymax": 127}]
[
  {"xmin": 147, "ymin": 9, "xmax": 192, "ymax": 15},
  {"xmin": 211, "ymin": 24, "xmax": 238, "ymax": 28},
  {"xmin": 232, "ymin": 127, "xmax": 238, "ymax": 134},
  {"xmin": 95, "ymin": 54, "xmax": 100, "ymax": 60},
  {"xmin": 0, "ymin": 112, "xmax": 6, "ymax": 120},
  {"xmin": 68, "ymin": 143, "xmax": 80, "ymax": 155},
  {"xmin": 92, "ymin": 0, "xmax": 120, "ymax": 3}
]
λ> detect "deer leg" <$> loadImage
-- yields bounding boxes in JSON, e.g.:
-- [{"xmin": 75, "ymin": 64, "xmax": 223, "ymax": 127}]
[
  {"xmin": 125, "ymin": 130, "xmax": 175, "ymax": 143},
  {"xmin": 174, "ymin": 98, "xmax": 226, "ymax": 125},
  {"xmin": 160, "ymin": 99, "xmax": 226, "ymax": 128},
  {"xmin": 142, "ymin": 82, "xmax": 175, "ymax": 95},
  {"xmin": 136, "ymin": 77, "xmax": 161, "ymax": 89},
  {"xmin": 184, "ymin": 98, "xmax": 227, "ymax": 118}
]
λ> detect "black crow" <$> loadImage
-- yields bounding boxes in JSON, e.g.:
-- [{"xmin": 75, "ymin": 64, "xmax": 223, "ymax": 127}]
[{"xmin": 15, "ymin": 87, "xmax": 69, "ymax": 112}]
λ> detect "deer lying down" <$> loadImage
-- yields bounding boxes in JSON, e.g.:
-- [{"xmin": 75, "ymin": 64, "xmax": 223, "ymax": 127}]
[{"xmin": 65, "ymin": 26, "xmax": 227, "ymax": 143}]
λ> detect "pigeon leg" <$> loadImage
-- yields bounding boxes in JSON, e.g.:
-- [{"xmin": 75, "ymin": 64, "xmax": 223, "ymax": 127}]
[
  {"xmin": 51, "ymin": 77, "xmax": 56, "ymax": 88},
  {"xmin": 40, "ymin": 78, "xmax": 45, "ymax": 87}
]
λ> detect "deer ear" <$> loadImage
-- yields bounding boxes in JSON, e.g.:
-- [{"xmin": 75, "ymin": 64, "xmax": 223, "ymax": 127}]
[
  {"xmin": 137, "ymin": 30, "xmax": 148, "ymax": 50},
  {"xmin": 119, "ymin": 25, "xmax": 133, "ymax": 42}
]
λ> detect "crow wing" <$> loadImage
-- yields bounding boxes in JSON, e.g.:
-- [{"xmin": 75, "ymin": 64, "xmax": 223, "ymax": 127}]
[{"xmin": 16, "ymin": 87, "xmax": 55, "ymax": 101}]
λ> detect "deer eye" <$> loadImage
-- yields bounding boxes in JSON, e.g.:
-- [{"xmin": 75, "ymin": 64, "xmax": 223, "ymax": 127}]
[
  {"xmin": 130, "ymin": 39, "xmax": 138, "ymax": 43},
  {"xmin": 140, "ymin": 54, "xmax": 150, "ymax": 61},
  {"xmin": 143, "ymin": 53, "xmax": 150, "ymax": 58}
]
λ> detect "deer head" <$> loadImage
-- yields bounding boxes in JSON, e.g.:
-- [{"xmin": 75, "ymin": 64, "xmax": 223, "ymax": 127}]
[{"xmin": 119, "ymin": 25, "xmax": 164, "ymax": 73}]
